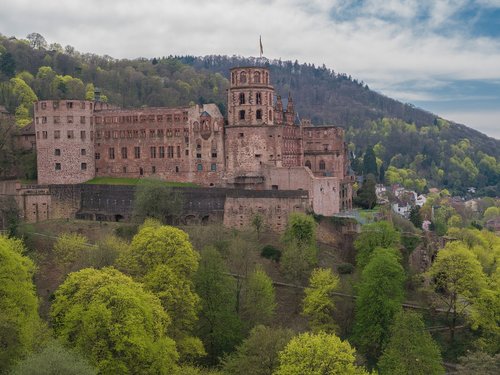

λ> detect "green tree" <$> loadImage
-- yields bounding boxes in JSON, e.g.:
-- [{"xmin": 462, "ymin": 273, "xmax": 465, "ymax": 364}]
[
  {"xmin": 133, "ymin": 178, "xmax": 184, "ymax": 224},
  {"xmin": 252, "ymin": 213, "xmax": 264, "ymax": 239},
  {"xmin": 10, "ymin": 341, "xmax": 97, "ymax": 375},
  {"xmin": 26, "ymin": 32, "xmax": 47, "ymax": 49},
  {"xmin": 483, "ymin": 206, "xmax": 500, "ymax": 221},
  {"xmin": 426, "ymin": 242, "xmax": 487, "ymax": 340},
  {"xmin": 0, "ymin": 236, "xmax": 41, "ymax": 372},
  {"xmin": 353, "ymin": 248, "xmax": 405, "ymax": 365},
  {"xmin": 409, "ymin": 205, "xmax": 423, "ymax": 229},
  {"xmin": 0, "ymin": 51, "xmax": 16, "ymax": 78},
  {"xmin": 354, "ymin": 221, "xmax": 400, "ymax": 269},
  {"xmin": 354, "ymin": 174, "xmax": 377, "ymax": 209},
  {"xmin": 274, "ymin": 331, "xmax": 369, "ymax": 375},
  {"xmin": 240, "ymin": 267, "xmax": 276, "ymax": 330},
  {"xmin": 363, "ymin": 146, "xmax": 378, "ymax": 178},
  {"xmin": 195, "ymin": 247, "xmax": 243, "ymax": 365},
  {"xmin": 53, "ymin": 232, "xmax": 89, "ymax": 269},
  {"xmin": 222, "ymin": 325, "xmax": 294, "ymax": 375},
  {"xmin": 378, "ymin": 311, "xmax": 444, "ymax": 375},
  {"xmin": 117, "ymin": 221, "xmax": 203, "ymax": 360},
  {"xmin": 281, "ymin": 212, "xmax": 318, "ymax": 284},
  {"xmin": 51, "ymin": 267, "xmax": 178, "ymax": 374},
  {"xmin": 302, "ymin": 268, "xmax": 340, "ymax": 333}
]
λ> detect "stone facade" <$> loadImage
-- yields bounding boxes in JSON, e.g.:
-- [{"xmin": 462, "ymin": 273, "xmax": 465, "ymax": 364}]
[{"xmin": 34, "ymin": 65, "xmax": 353, "ymax": 216}]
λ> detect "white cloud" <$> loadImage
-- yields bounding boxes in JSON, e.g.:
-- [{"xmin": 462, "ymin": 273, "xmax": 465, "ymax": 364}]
[{"xmin": 440, "ymin": 110, "xmax": 500, "ymax": 139}]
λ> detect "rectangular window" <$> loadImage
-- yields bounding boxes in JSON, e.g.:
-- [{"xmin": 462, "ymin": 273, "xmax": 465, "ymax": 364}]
[
  {"xmin": 67, "ymin": 130, "xmax": 74, "ymax": 139},
  {"xmin": 55, "ymin": 163, "xmax": 61, "ymax": 170},
  {"xmin": 152, "ymin": 166, "xmax": 156, "ymax": 174},
  {"xmin": 212, "ymin": 152, "xmax": 217, "ymax": 158},
  {"xmin": 80, "ymin": 116, "xmax": 86, "ymax": 124},
  {"xmin": 211, "ymin": 163, "xmax": 217, "ymax": 171},
  {"xmin": 41, "ymin": 102, "xmax": 47, "ymax": 109},
  {"xmin": 42, "ymin": 131, "xmax": 48, "ymax": 139},
  {"xmin": 239, "ymin": 110, "xmax": 245, "ymax": 120},
  {"xmin": 67, "ymin": 115, "xmax": 73, "ymax": 123},
  {"xmin": 159, "ymin": 146, "xmax": 165, "ymax": 158},
  {"xmin": 81, "ymin": 162, "xmax": 87, "ymax": 170},
  {"xmin": 42, "ymin": 116, "xmax": 47, "ymax": 124},
  {"xmin": 134, "ymin": 147, "xmax": 141, "ymax": 159},
  {"xmin": 167, "ymin": 146, "xmax": 174, "ymax": 158},
  {"xmin": 53, "ymin": 101, "xmax": 59, "ymax": 109},
  {"xmin": 256, "ymin": 92, "xmax": 262, "ymax": 104},
  {"xmin": 53, "ymin": 116, "xmax": 60, "ymax": 124},
  {"xmin": 150, "ymin": 147, "xmax": 156, "ymax": 158},
  {"xmin": 80, "ymin": 101, "xmax": 85, "ymax": 109},
  {"xmin": 95, "ymin": 153, "xmax": 100, "ymax": 160},
  {"xmin": 121, "ymin": 147, "xmax": 128, "ymax": 159},
  {"xmin": 80, "ymin": 130, "xmax": 86, "ymax": 139},
  {"xmin": 177, "ymin": 146, "xmax": 181, "ymax": 158},
  {"xmin": 81, "ymin": 149, "xmax": 86, "ymax": 156},
  {"xmin": 54, "ymin": 149, "xmax": 61, "ymax": 156},
  {"xmin": 197, "ymin": 164, "xmax": 203, "ymax": 171},
  {"xmin": 54, "ymin": 130, "xmax": 60, "ymax": 139},
  {"xmin": 66, "ymin": 101, "xmax": 73, "ymax": 109},
  {"xmin": 109, "ymin": 148, "xmax": 115, "ymax": 159}
]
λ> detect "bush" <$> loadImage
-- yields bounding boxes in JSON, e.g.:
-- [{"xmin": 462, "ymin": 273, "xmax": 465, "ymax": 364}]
[
  {"xmin": 115, "ymin": 224, "xmax": 138, "ymax": 240},
  {"xmin": 337, "ymin": 263, "xmax": 354, "ymax": 274},
  {"xmin": 260, "ymin": 245, "xmax": 281, "ymax": 262}
]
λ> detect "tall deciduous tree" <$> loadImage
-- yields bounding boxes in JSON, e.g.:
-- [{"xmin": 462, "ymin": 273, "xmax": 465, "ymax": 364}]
[
  {"xmin": 222, "ymin": 325, "xmax": 294, "ymax": 375},
  {"xmin": 353, "ymin": 248, "xmax": 405, "ymax": 365},
  {"xmin": 426, "ymin": 242, "xmax": 487, "ymax": 340},
  {"xmin": 53, "ymin": 232, "xmax": 89, "ymax": 269},
  {"xmin": 274, "ymin": 331, "xmax": 369, "ymax": 375},
  {"xmin": 0, "ymin": 236, "xmax": 41, "ymax": 372},
  {"xmin": 117, "ymin": 220, "xmax": 203, "ymax": 360},
  {"xmin": 363, "ymin": 146, "xmax": 378, "ymax": 178},
  {"xmin": 281, "ymin": 212, "xmax": 318, "ymax": 284},
  {"xmin": 354, "ymin": 174, "xmax": 377, "ymax": 209},
  {"xmin": 195, "ymin": 247, "xmax": 243, "ymax": 365},
  {"xmin": 51, "ymin": 267, "xmax": 178, "ymax": 374},
  {"xmin": 378, "ymin": 311, "xmax": 444, "ymax": 375},
  {"xmin": 240, "ymin": 267, "xmax": 276, "ymax": 330},
  {"xmin": 354, "ymin": 221, "xmax": 400, "ymax": 269},
  {"xmin": 302, "ymin": 268, "xmax": 340, "ymax": 333}
]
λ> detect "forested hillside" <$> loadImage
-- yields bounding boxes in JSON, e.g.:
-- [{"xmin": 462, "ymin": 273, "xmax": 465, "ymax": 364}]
[{"xmin": 1, "ymin": 33, "xmax": 499, "ymax": 194}]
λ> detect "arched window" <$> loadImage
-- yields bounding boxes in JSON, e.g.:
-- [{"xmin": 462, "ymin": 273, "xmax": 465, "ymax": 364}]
[
  {"xmin": 239, "ymin": 93, "xmax": 245, "ymax": 104},
  {"xmin": 269, "ymin": 110, "xmax": 272, "ymax": 121},
  {"xmin": 254, "ymin": 71, "xmax": 261, "ymax": 83},
  {"xmin": 256, "ymin": 92, "xmax": 262, "ymax": 104},
  {"xmin": 319, "ymin": 160, "xmax": 326, "ymax": 170},
  {"xmin": 240, "ymin": 72, "xmax": 247, "ymax": 84},
  {"xmin": 305, "ymin": 160, "xmax": 312, "ymax": 169},
  {"xmin": 256, "ymin": 109, "xmax": 262, "ymax": 120}
]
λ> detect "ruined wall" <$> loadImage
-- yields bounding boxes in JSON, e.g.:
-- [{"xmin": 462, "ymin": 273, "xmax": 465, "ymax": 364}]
[
  {"xmin": 223, "ymin": 189, "xmax": 309, "ymax": 232},
  {"xmin": 94, "ymin": 104, "xmax": 225, "ymax": 186},
  {"xmin": 35, "ymin": 100, "xmax": 95, "ymax": 184}
]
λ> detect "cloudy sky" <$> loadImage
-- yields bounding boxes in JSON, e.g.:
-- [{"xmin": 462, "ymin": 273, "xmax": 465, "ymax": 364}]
[{"xmin": 2, "ymin": 0, "xmax": 500, "ymax": 139}]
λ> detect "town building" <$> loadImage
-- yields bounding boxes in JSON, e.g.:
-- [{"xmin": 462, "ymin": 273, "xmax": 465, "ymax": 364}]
[{"xmin": 34, "ymin": 65, "xmax": 353, "ymax": 216}]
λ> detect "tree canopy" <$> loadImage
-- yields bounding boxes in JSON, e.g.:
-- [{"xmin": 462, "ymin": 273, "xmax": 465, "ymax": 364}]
[{"xmin": 51, "ymin": 267, "xmax": 178, "ymax": 374}]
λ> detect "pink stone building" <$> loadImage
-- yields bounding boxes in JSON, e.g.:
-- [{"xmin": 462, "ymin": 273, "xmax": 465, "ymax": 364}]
[{"xmin": 34, "ymin": 65, "xmax": 353, "ymax": 216}]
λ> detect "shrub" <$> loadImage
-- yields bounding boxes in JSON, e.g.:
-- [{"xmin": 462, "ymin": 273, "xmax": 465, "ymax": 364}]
[
  {"xmin": 260, "ymin": 245, "xmax": 281, "ymax": 262},
  {"xmin": 337, "ymin": 263, "xmax": 354, "ymax": 274}
]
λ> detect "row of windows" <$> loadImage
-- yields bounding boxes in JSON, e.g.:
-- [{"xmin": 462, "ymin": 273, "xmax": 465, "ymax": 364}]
[
  {"xmin": 37, "ymin": 130, "xmax": 89, "ymax": 140},
  {"xmin": 238, "ymin": 92, "xmax": 270, "ymax": 105},
  {"xmin": 54, "ymin": 148, "xmax": 86, "ymax": 156},
  {"xmin": 95, "ymin": 128, "xmax": 189, "ymax": 140},
  {"xmin": 94, "ymin": 112, "xmax": 188, "ymax": 125},
  {"xmin": 238, "ymin": 109, "xmax": 270, "ymax": 121},
  {"xmin": 305, "ymin": 160, "xmax": 326, "ymax": 170},
  {"xmin": 94, "ymin": 164, "xmax": 217, "ymax": 174},
  {"xmin": 231, "ymin": 70, "xmax": 269, "ymax": 85},
  {"xmin": 36, "ymin": 116, "xmax": 88, "ymax": 125},
  {"xmin": 38, "ymin": 101, "xmax": 90, "ymax": 111},
  {"xmin": 54, "ymin": 162, "xmax": 87, "ymax": 171}
]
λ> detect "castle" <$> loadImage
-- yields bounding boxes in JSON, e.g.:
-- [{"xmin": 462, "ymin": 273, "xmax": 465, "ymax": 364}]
[{"xmin": 33, "ymin": 66, "xmax": 353, "ymax": 217}]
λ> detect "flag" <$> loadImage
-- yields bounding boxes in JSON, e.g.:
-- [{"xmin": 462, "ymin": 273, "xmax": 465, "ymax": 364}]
[{"xmin": 259, "ymin": 36, "xmax": 263, "ymax": 57}]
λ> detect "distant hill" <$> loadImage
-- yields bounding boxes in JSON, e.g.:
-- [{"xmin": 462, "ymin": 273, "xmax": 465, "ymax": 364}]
[{"xmin": 1, "ymin": 34, "xmax": 499, "ymax": 195}]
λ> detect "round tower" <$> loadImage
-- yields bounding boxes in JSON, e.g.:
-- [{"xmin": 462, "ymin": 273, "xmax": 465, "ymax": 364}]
[
  {"xmin": 227, "ymin": 67, "xmax": 275, "ymax": 126},
  {"xmin": 35, "ymin": 100, "xmax": 95, "ymax": 184}
]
